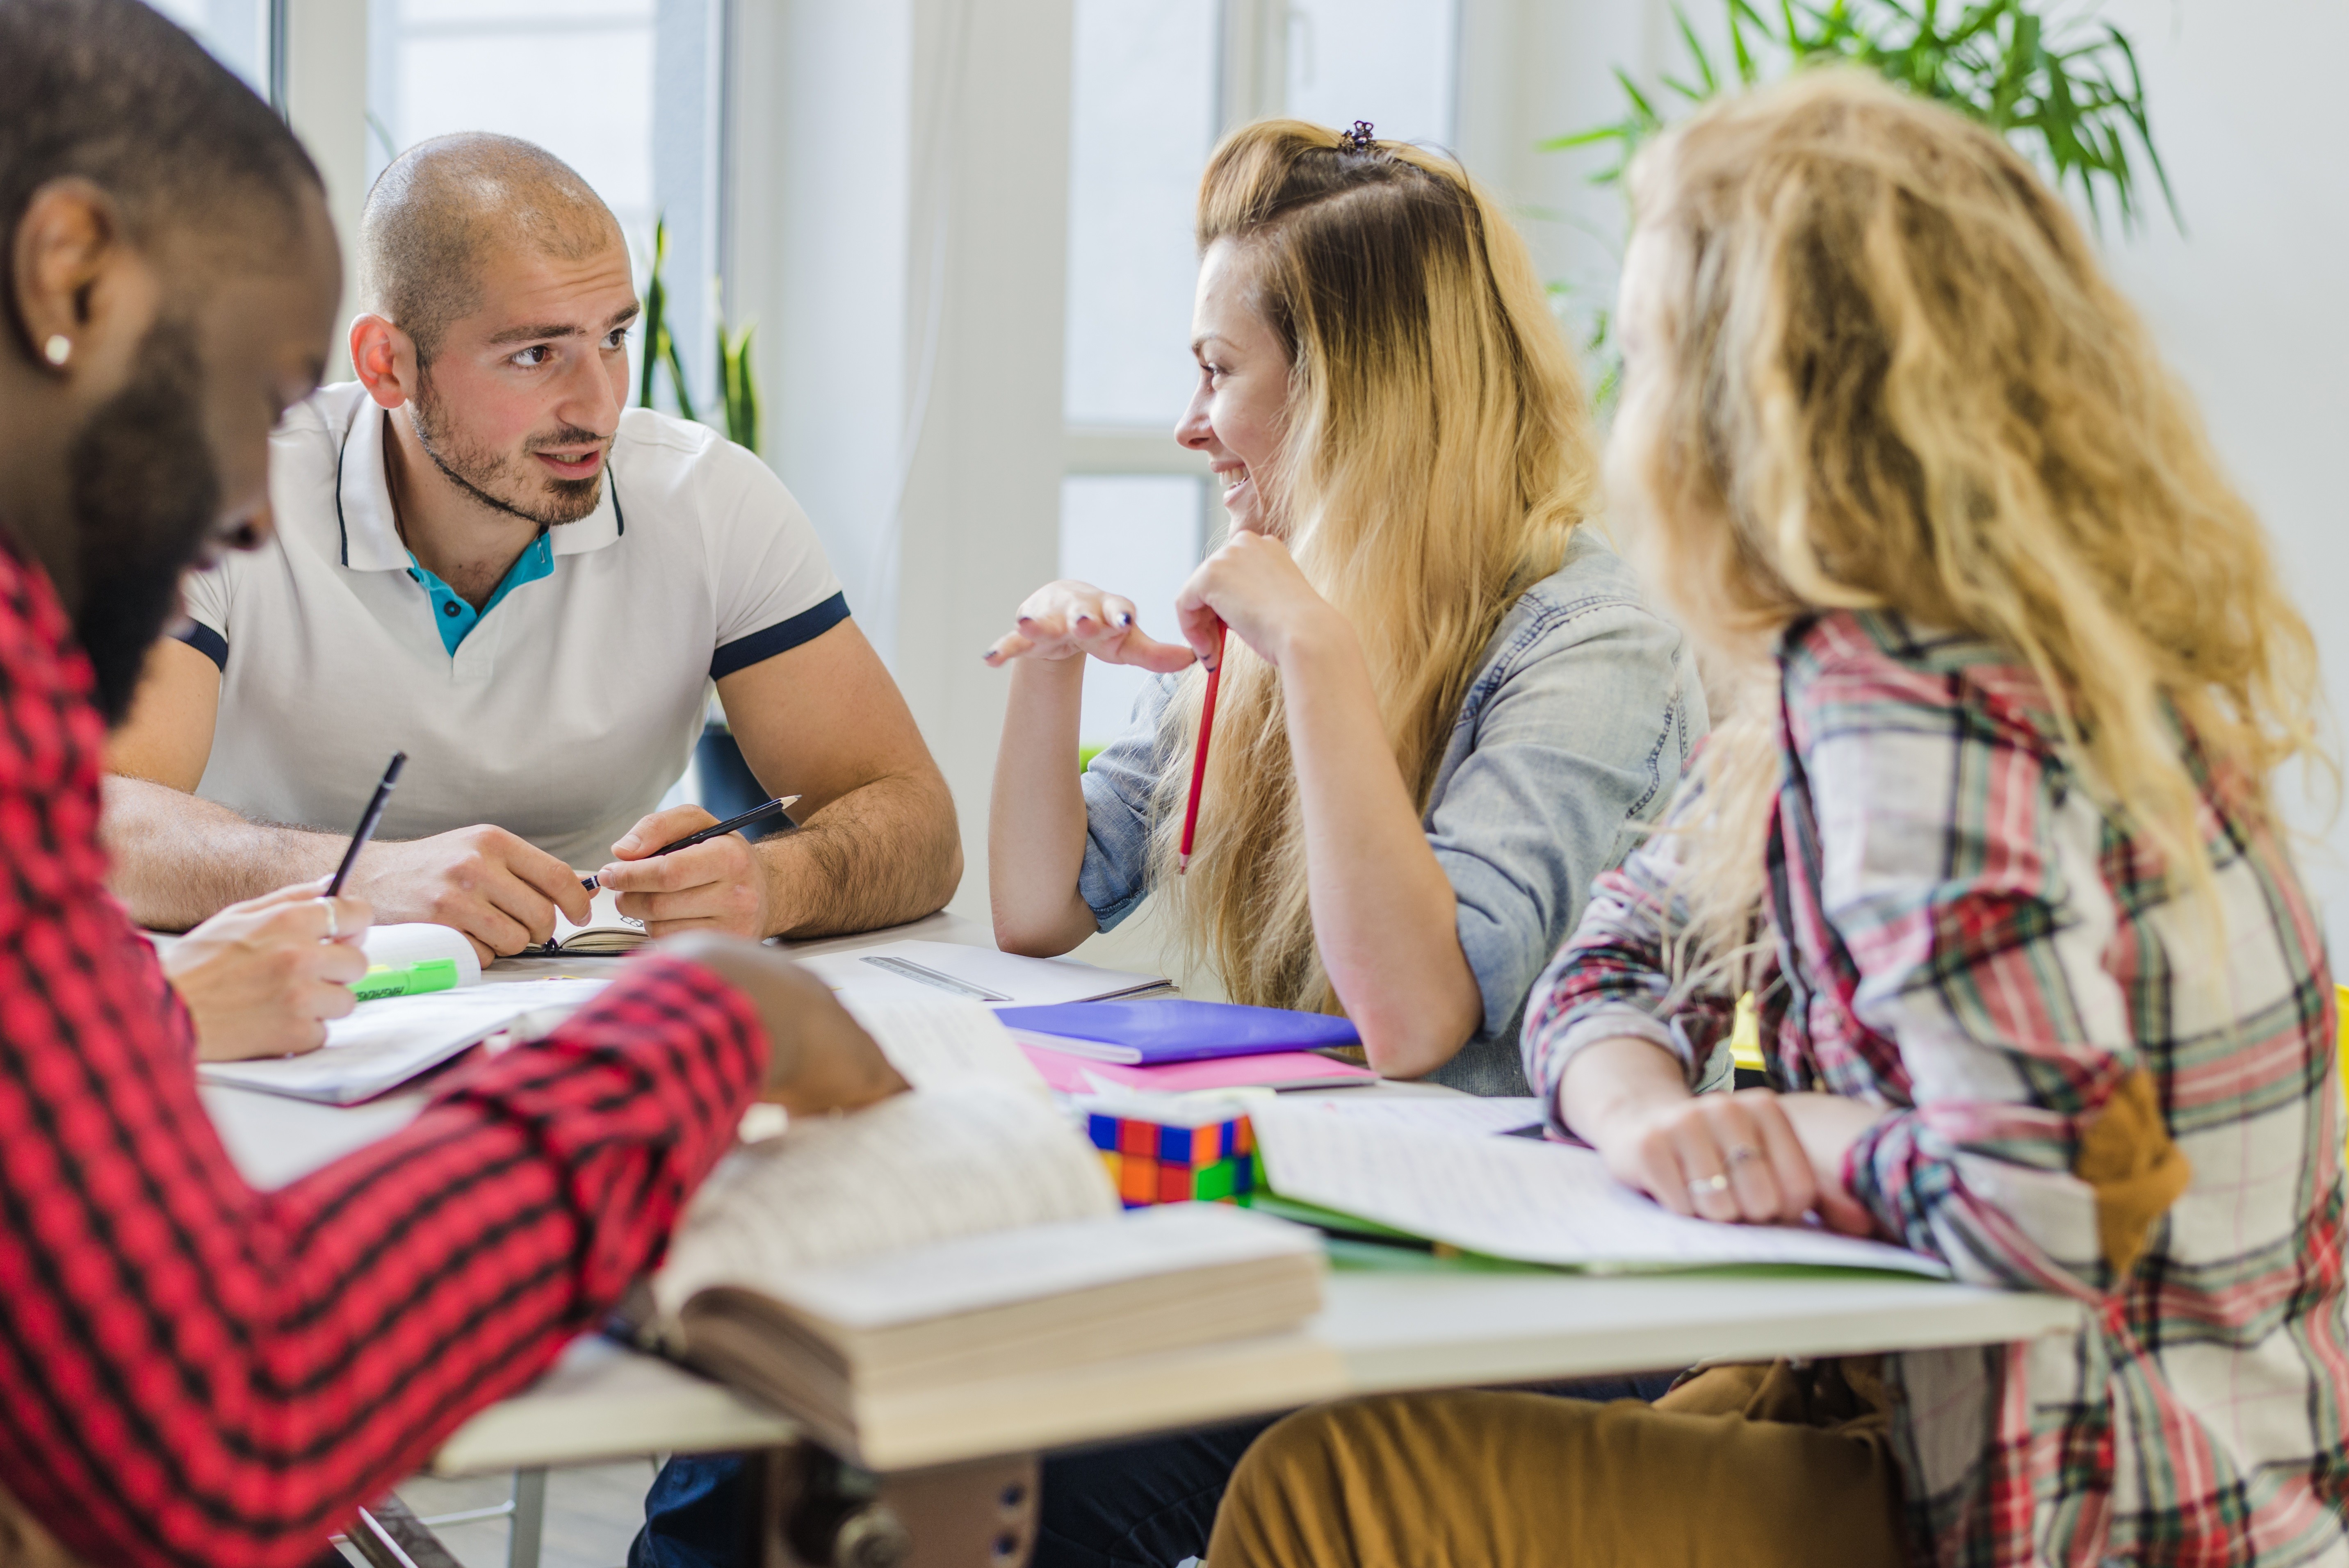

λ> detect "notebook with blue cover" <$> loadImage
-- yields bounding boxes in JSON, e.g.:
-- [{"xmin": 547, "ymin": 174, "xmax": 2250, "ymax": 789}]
[{"xmin": 991, "ymin": 999, "xmax": 1362, "ymax": 1065}]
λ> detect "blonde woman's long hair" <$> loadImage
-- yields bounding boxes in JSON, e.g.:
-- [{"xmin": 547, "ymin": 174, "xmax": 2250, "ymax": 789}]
[
  {"xmin": 1614, "ymin": 71, "xmax": 2326, "ymax": 985},
  {"xmin": 1149, "ymin": 119, "xmax": 1599, "ymax": 1015}
]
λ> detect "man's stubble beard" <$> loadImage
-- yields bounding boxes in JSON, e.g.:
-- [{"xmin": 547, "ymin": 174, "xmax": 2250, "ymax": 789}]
[
  {"xmin": 408, "ymin": 367, "xmax": 604, "ymax": 530},
  {"xmin": 66, "ymin": 317, "xmax": 220, "ymax": 727}
]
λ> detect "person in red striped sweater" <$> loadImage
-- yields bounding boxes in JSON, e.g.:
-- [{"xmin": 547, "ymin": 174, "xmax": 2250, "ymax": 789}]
[{"xmin": 0, "ymin": 3, "xmax": 905, "ymax": 1563}]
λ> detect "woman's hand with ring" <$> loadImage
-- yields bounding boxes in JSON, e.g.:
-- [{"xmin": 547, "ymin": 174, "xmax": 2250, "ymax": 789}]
[
  {"xmin": 1588, "ymin": 1086, "xmax": 1822, "ymax": 1227},
  {"xmin": 165, "ymin": 879, "xmax": 374, "ymax": 1061}
]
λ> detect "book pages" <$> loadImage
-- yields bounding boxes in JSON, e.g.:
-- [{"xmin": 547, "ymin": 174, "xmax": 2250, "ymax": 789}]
[
  {"xmin": 1249, "ymin": 1098, "xmax": 1948, "ymax": 1277},
  {"xmin": 838, "ymin": 994, "xmax": 1049, "ymax": 1094},
  {"xmin": 1281, "ymin": 1095, "xmax": 1546, "ymax": 1137},
  {"xmin": 653, "ymin": 1081, "xmax": 1117, "ymax": 1317},
  {"xmin": 773, "ymin": 1204, "xmax": 1320, "ymax": 1330},
  {"xmin": 797, "ymin": 941, "xmax": 1163, "ymax": 1006},
  {"xmin": 542, "ymin": 888, "xmax": 648, "ymax": 955}
]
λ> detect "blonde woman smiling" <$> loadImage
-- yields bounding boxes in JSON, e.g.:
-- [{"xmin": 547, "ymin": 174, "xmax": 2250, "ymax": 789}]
[
  {"xmin": 1207, "ymin": 73, "xmax": 2342, "ymax": 1568},
  {"xmin": 987, "ymin": 121, "xmax": 1705, "ymax": 1092}
]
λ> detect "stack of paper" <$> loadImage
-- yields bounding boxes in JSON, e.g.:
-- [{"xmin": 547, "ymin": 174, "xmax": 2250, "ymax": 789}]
[{"xmin": 797, "ymin": 941, "xmax": 1164, "ymax": 1007}]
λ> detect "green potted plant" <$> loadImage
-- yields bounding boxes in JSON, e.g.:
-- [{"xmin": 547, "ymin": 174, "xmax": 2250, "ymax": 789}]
[
  {"xmin": 638, "ymin": 215, "xmax": 761, "ymax": 455},
  {"xmin": 1546, "ymin": 0, "xmax": 2176, "ymax": 399}
]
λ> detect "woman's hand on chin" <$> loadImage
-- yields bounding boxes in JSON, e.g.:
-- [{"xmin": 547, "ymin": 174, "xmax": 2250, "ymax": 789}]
[
  {"xmin": 983, "ymin": 579, "xmax": 1197, "ymax": 672},
  {"xmin": 1174, "ymin": 531, "xmax": 1344, "ymax": 669}
]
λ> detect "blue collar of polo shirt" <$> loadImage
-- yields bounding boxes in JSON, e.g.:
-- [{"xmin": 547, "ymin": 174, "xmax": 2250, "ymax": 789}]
[
  {"xmin": 406, "ymin": 531, "xmax": 556, "ymax": 655},
  {"xmin": 333, "ymin": 394, "xmax": 626, "ymax": 572}
]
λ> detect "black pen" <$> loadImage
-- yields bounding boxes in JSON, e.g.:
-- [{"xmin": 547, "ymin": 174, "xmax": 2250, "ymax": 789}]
[
  {"xmin": 327, "ymin": 751, "xmax": 406, "ymax": 898},
  {"xmin": 581, "ymin": 794, "xmax": 800, "ymax": 891}
]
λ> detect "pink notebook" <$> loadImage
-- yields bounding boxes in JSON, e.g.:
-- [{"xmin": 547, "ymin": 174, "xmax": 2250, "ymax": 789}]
[{"xmin": 1018, "ymin": 1043, "xmax": 1376, "ymax": 1094}]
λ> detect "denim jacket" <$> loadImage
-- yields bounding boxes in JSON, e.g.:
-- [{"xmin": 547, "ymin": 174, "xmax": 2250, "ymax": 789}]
[{"xmin": 1076, "ymin": 528, "xmax": 1708, "ymax": 1094}]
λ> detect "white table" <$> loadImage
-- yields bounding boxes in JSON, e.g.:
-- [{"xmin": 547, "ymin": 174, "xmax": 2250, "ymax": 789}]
[
  {"xmin": 198, "ymin": 912, "xmax": 2083, "ymax": 1562},
  {"xmin": 426, "ymin": 1265, "xmax": 2077, "ymax": 1478}
]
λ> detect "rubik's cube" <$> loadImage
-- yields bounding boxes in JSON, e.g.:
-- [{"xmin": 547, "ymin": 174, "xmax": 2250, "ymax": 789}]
[{"xmin": 1088, "ymin": 1109, "xmax": 1257, "ymax": 1209}]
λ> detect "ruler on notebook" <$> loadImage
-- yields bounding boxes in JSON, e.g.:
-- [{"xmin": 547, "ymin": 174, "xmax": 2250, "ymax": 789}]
[{"xmin": 857, "ymin": 955, "xmax": 1012, "ymax": 1003}]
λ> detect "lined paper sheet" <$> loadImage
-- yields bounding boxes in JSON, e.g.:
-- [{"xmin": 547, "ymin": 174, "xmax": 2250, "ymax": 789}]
[
  {"xmin": 839, "ymin": 994, "xmax": 1050, "ymax": 1094},
  {"xmin": 1284, "ymin": 1096, "xmax": 1546, "ymax": 1137},
  {"xmin": 1248, "ymin": 1099, "xmax": 1946, "ymax": 1277},
  {"xmin": 797, "ymin": 941, "xmax": 1164, "ymax": 1006}
]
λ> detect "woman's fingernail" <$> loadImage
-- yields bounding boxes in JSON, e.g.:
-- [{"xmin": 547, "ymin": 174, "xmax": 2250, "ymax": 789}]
[
  {"xmin": 982, "ymin": 648, "xmax": 1000, "ymax": 661},
  {"xmin": 1115, "ymin": 611, "xmax": 1133, "ymax": 627},
  {"xmin": 1017, "ymin": 616, "xmax": 1035, "ymax": 627}
]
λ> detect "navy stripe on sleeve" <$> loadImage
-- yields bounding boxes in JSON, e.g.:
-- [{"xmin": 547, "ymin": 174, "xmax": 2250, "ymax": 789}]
[
  {"xmin": 173, "ymin": 622, "xmax": 228, "ymax": 672},
  {"xmin": 709, "ymin": 591, "xmax": 851, "ymax": 679}
]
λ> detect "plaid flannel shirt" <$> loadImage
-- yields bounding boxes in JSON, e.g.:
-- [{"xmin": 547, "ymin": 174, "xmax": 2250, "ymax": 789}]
[
  {"xmin": 0, "ymin": 544, "xmax": 768, "ymax": 1568},
  {"xmin": 1525, "ymin": 609, "xmax": 2347, "ymax": 1568}
]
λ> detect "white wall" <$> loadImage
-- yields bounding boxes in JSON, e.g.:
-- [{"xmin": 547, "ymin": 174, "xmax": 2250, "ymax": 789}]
[
  {"xmin": 891, "ymin": 0, "xmax": 1075, "ymax": 925},
  {"xmin": 281, "ymin": 0, "xmax": 369, "ymax": 385},
  {"xmin": 2098, "ymin": 0, "xmax": 2349, "ymax": 963},
  {"xmin": 731, "ymin": 0, "xmax": 1073, "ymax": 927},
  {"xmin": 730, "ymin": 0, "xmax": 914, "ymax": 624}
]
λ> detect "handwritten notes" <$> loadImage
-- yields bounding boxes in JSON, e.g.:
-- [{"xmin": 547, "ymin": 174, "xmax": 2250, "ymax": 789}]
[{"xmin": 1249, "ymin": 1098, "xmax": 1944, "ymax": 1277}]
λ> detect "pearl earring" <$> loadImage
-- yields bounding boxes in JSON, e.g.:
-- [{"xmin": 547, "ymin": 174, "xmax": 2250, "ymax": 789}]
[{"xmin": 41, "ymin": 335, "xmax": 70, "ymax": 367}]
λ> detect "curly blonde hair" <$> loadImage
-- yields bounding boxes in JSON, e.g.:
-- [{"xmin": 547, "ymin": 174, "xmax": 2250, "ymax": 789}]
[
  {"xmin": 1148, "ymin": 119, "xmax": 1598, "ymax": 1014},
  {"xmin": 1612, "ymin": 70, "xmax": 2327, "ymax": 980}
]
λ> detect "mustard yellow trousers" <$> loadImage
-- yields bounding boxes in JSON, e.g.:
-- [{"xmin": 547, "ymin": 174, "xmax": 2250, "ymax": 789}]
[{"xmin": 1207, "ymin": 1359, "xmax": 1908, "ymax": 1568}]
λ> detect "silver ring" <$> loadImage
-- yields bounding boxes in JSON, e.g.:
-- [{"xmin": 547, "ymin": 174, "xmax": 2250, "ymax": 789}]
[
  {"xmin": 1687, "ymin": 1172, "xmax": 1732, "ymax": 1198},
  {"xmin": 1725, "ymin": 1144, "xmax": 1762, "ymax": 1167},
  {"xmin": 317, "ymin": 897, "xmax": 340, "ymax": 941}
]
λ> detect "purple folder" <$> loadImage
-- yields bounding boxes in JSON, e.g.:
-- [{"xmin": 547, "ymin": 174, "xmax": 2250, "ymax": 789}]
[{"xmin": 992, "ymin": 999, "xmax": 1362, "ymax": 1066}]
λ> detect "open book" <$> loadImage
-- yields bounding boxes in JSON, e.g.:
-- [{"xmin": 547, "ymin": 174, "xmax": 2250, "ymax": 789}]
[
  {"xmin": 1248, "ymin": 1096, "xmax": 1948, "ymax": 1278},
  {"xmin": 530, "ymin": 887, "xmax": 649, "ymax": 956},
  {"xmin": 628, "ymin": 1076, "xmax": 1330, "ymax": 1468}
]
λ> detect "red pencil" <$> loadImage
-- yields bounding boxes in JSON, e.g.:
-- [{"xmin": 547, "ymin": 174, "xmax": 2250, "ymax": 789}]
[{"xmin": 1177, "ymin": 621, "xmax": 1226, "ymax": 874}]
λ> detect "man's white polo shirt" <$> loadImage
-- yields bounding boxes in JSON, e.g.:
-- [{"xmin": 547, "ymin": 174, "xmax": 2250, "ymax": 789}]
[{"xmin": 178, "ymin": 383, "xmax": 847, "ymax": 868}]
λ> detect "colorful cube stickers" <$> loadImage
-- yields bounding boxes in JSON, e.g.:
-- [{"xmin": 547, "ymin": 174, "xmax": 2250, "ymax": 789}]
[{"xmin": 1088, "ymin": 1109, "xmax": 1257, "ymax": 1210}]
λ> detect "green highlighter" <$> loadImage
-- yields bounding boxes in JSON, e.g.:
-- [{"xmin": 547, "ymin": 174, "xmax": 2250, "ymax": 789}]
[{"xmin": 352, "ymin": 958, "xmax": 462, "ymax": 1003}]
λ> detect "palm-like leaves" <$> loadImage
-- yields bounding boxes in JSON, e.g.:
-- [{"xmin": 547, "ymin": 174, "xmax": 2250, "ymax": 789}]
[
  {"xmin": 639, "ymin": 215, "xmax": 762, "ymax": 456},
  {"xmin": 1541, "ymin": 0, "xmax": 2174, "ymax": 232}
]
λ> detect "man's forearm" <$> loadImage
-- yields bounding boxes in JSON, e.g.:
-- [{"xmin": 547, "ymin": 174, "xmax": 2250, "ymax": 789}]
[
  {"xmin": 101, "ymin": 775, "xmax": 344, "ymax": 930},
  {"xmin": 757, "ymin": 768, "xmax": 962, "ymax": 939}
]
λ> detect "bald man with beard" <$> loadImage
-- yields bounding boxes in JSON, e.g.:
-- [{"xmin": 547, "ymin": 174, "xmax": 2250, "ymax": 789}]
[{"xmin": 103, "ymin": 133, "xmax": 962, "ymax": 964}]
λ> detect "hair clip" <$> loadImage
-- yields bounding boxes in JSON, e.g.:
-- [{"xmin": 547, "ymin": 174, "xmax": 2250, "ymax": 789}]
[{"xmin": 1342, "ymin": 121, "xmax": 1376, "ymax": 153}]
